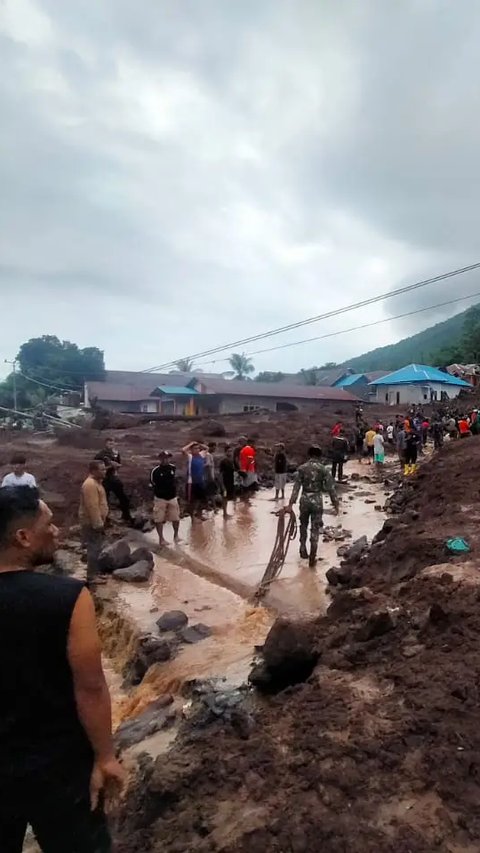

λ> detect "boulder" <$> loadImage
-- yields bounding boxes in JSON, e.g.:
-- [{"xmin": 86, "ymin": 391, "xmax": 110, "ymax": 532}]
[
  {"xmin": 263, "ymin": 616, "xmax": 318, "ymax": 670},
  {"xmin": 115, "ymin": 695, "xmax": 175, "ymax": 750},
  {"xmin": 98, "ymin": 539, "xmax": 131, "ymax": 573},
  {"xmin": 346, "ymin": 535, "xmax": 369, "ymax": 561},
  {"xmin": 157, "ymin": 610, "xmax": 189, "ymax": 632},
  {"xmin": 124, "ymin": 635, "xmax": 174, "ymax": 685},
  {"xmin": 203, "ymin": 420, "xmax": 227, "ymax": 437},
  {"xmin": 129, "ymin": 546, "xmax": 154, "ymax": 567},
  {"xmin": 113, "ymin": 560, "xmax": 152, "ymax": 582},
  {"xmin": 180, "ymin": 623, "xmax": 212, "ymax": 644}
]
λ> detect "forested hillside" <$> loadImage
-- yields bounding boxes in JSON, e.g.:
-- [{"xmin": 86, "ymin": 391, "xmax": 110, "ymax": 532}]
[{"xmin": 343, "ymin": 307, "xmax": 473, "ymax": 372}]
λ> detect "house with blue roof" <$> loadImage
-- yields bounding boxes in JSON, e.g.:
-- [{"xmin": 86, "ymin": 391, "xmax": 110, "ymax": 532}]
[
  {"xmin": 332, "ymin": 371, "xmax": 388, "ymax": 400},
  {"xmin": 368, "ymin": 363, "xmax": 473, "ymax": 406}
]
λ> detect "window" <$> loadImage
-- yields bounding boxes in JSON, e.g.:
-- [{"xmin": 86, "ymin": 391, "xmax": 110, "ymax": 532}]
[
  {"xmin": 243, "ymin": 404, "xmax": 256, "ymax": 412},
  {"xmin": 396, "ymin": 391, "xmax": 400, "ymax": 405},
  {"xmin": 385, "ymin": 393, "xmax": 389, "ymax": 403}
]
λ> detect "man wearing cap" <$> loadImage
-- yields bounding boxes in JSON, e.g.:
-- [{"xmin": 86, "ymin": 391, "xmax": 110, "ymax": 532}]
[{"xmin": 150, "ymin": 451, "xmax": 180, "ymax": 545}]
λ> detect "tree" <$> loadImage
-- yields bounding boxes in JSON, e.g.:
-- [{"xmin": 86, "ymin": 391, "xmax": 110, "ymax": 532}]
[
  {"xmin": 17, "ymin": 336, "xmax": 105, "ymax": 389},
  {"xmin": 174, "ymin": 358, "xmax": 195, "ymax": 373},
  {"xmin": 462, "ymin": 305, "xmax": 480, "ymax": 361},
  {"xmin": 255, "ymin": 371, "xmax": 286, "ymax": 383},
  {"xmin": 317, "ymin": 361, "xmax": 338, "ymax": 369},
  {"xmin": 228, "ymin": 352, "xmax": 255, "ymax": 380},
  {"xmin": 299, "ymin": 367, "xmax": 319, "ymax": 386}
]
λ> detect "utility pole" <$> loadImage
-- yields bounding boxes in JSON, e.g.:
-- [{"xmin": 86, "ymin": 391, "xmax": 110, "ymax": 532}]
[{"xmin": 4, "ymin": 359, "xmax": 18, "ymax": 411}]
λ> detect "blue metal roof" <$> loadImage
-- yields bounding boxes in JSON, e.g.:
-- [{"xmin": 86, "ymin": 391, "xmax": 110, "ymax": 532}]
[
  {"xmin": 334, "ymin": 373, "xmax": 367, "ymax": 388},
  {"xmin": 154, "ymin": 386, "xmax": 199, "ymax": 396},
  {"xmin": 368, "ymin": 364, "xmax": 472, "ymax": 387}
]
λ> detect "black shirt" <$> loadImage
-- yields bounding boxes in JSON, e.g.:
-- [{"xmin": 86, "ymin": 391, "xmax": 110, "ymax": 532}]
[
  {"xmin": 219, "ymin": 457, "xmax": 235, "ymax": 488},
  {"xmin": 0, "ymin": 571, "xmax": 90, "ymax": 780},
  {"xmin": 274, "ymin": 451, "xmax": 287, "ymax": 474},
  {"xmin": 95, "ymin": 447, "xmax": 121, "ymax": 475},
  {"xmin": 332, "ymin": 436, "xmax": 349, "ymax": 459},
  {"xmin": 150, "ymin": 463, "xmax": 177, "ymax": 500}
]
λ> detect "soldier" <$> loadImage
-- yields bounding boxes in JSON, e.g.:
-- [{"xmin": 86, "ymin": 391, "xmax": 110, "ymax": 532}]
[{"xmin": 285, "ymin": 445, "xmax": 339, "ymax": 568}]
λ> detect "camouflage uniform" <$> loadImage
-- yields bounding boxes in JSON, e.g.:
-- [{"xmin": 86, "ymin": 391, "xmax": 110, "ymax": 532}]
[{"xmin": 290, "ymin": 459, "xmax": 339, "ymax": 560}]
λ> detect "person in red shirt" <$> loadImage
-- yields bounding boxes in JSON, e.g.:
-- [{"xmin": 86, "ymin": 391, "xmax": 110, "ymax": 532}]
[
  {"xmin": 331, "ymin": 422, "xmax": 342, "ymax": 437},
  {"xmin": 239, "ymin": 440, "xmax": 256, "ymax": 473},
  {"xmin": 458, "ymin": 417, "xmax": 471, "ymax": 438}
]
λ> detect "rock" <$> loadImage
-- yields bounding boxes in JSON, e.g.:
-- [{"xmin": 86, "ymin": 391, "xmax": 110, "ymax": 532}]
[
  {"xmin": 98, "ymin": 539, "xmax": 131, "ymax": 573},
  {"xmin": 113, "ymin": 560, "xmax": 153, "ymax": 582},
  {"xmin": 157, "ymin": 610, "xmax": 189, "ymax": 632},
  {"xmin": 350, "ymin": 473, "xmax": 360, "ymax": 481},
  {"xmin": 129, "ymin": 546, "xmax": 154, "ymax": 567},
  {"xmin": 124, "ymin": 635, "xmax": 174, "ymax": 685},
  {"xmin": 364, "ymin": 499, "xmax": 376, "ymax": 504},
  {"xmin": 249, "ymin": 662, "xmax": 273, "ymax": 688},
  {"xmin": 374, "ymin": 505, "xmax": 382, "ymax": 511},
  {"xmin": 326, "ymin": 587, "xmax": 379, "ymax": 619},
  {"xmin": 260, "ymin": 617, "xmax": 318, "ymax": 689},
  {"xmin": 180, "ymin": 623, "xmax": 212, "ymax": 644},
  {"xmin": 336, "ymin": 544, "xmax": 350, "ymax": 558},
  {"xmin": 326, "ymin": 566, "xmax": 352, "ymax": 586},
  {"xmin": 115, "ymin": 695, "xmax": 175, "ymax": 750},
  {"xmin": 356, "ymin": 610, "xmax": 396, "ymax": 642},
  {"xmin": 346, "ymin": 535, "xmax": 369, "ymax": 561},
  {"xmin": 131, "ymin": 510, "xmax": 151, "ymax": 531}
]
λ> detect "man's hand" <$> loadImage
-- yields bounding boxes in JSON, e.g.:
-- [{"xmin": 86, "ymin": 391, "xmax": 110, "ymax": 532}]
[{"xmin": 90, "ymin": 756, "xmax": 126, "ymax": 811}]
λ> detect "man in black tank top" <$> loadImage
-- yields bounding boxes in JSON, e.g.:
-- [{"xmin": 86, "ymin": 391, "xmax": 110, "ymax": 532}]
[{"xmin": 0, "ymin": 487, "xmax": 124, "ymax": 853}]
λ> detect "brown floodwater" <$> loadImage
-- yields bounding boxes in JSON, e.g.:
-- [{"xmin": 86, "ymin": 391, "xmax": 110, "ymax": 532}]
[{"xmin": 109, "ymin": 464, "xmax": 387, "ymax": 723}]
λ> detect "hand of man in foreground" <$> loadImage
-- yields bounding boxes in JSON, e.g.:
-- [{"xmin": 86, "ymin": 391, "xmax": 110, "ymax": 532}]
[{"xmin": 90, "ymin": 755, "xmax": 126, "ymax": 811}]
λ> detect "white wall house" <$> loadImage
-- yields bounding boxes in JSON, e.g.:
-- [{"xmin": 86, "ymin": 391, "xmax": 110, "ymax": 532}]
[{"xmin": 369, "ymin": 364, "xmax": 472, "ymax": 406}]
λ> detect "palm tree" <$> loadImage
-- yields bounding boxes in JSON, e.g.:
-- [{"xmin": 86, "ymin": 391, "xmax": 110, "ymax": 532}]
[
  {"xmin": 174, "ymin": 358, "xmax": 195, "ymax": 373},
  {"xmin": 228, "ymin": 352, "xmax": 255, "ymax": 380}
]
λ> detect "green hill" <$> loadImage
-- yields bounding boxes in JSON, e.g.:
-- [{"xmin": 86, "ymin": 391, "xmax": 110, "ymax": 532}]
[{"xmin": 343, "ymin": 307, "xmax": 473, "ymax": 372}]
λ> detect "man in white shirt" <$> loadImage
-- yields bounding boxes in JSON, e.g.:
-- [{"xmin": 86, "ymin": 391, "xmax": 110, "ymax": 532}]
[{"xmin": 1, "ymin": 454, "xmax": 37, "ymax": 488}]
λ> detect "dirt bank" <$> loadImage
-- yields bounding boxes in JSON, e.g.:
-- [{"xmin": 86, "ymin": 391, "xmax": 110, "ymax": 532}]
[{"xmin": 112, "ymin": 437, "xmax": 480, "ymax": 852}]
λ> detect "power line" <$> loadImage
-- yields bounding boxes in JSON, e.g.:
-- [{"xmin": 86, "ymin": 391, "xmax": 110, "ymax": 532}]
[
  {"xmin": 143, "ymin": 261, "xmax": 480, "ymax": 372},
  {"xmin": 17, "ymin": 373, "xmax": 78, "ymax": 394},
  {"xmin": 187, "ymin": 289, "xmax": 480, "ymax": 369}
]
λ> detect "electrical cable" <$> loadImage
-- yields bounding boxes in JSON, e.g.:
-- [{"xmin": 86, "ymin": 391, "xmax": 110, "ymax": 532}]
[
  {"xmin": 143, "ymin": 261, "xmax": 480, "ymax": 372},
  {"xmin": 179, "ymin": 289, "xmax": 480, "ymax": 370}
]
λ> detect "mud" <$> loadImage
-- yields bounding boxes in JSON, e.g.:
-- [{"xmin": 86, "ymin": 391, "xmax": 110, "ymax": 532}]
[{"xmin": 110, "ymin": 437, "xmax": 480, "ymax": 853}]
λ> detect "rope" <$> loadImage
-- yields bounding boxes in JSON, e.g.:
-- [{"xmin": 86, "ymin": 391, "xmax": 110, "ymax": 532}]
[{"xmin": 253, "ymin": 509, "xmax": 297, "ymax": 602}]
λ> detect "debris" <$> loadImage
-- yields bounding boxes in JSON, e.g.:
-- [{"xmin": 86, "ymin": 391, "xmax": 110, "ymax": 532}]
[
  {"xmin": 157, "ymin": 610, "xmax": 189, "ymax": 632},
  {"xmin": 445, "ymin": 537, "xmax": 471, "ymax": 554},
  {"xmin": 356, "ymin": 609, "xmax": 396, "ymax": 642},
  {"xmin": 115, "ymin": 696, "xmax": 176, "ymax": 750},
  {"xmin": 129, "ymin": 546, "xmax": 155, "ymax": 567},
  {"xmin": 113, "ymin": 560, "xmax": 153, "ymax": 582},
  {"xmin": 98, "ymin": 538, "xmax": 131, "ymax": 573},
  {"xmin": 180, "ymin": 623, "xmax": 212, "ymax": 644}
]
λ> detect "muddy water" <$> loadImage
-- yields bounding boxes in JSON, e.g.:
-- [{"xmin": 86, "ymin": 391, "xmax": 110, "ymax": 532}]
[
  {"xmin": 148, "ymin": 462, "xmax": 386, "ymax": 615},
  {"xmin": 107, "ymin": 464, "xmax": 386, "ymax": 721}
]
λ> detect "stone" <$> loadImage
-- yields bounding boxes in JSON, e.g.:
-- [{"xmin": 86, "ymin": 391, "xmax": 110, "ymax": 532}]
[
  {"xmin": 157, "ymin": 610, "xmax": 189, "ymax": 632},
  {"xmin": 326, "ymin": 587, "xmax": 379, "ymax": 619},
  {"xmin": 326, "ymin": 567, "xmax": 341, "ymax": 586},
  {"xmin": 347, "ymin": 535, "xmax": 369, "ymax": 561},
  {"xmin": 356, "ymin": 610, "xmax": 396, "ymax": 642},
  {"xmin": 374, "ymin": 505, "xmax": 382, "ymax": 511},
  {"xmin": 113, "ymin": 560, "xmax": 153, "ymax": 582},
  {"xmin": 263, "ymin": 616, "xmax": 318, "ymax": 670},
  {"xmin": 98, "ymin": 538, "xmax": 131, "ymax": 573},
  {"xmin": 124, "ymin": 635, "xmax": 174, "ymax": 684},
  {"xmin": 180, "ymin": 623, "xmax": 212, "ymax": 644},
  {"xmin": 336, "ymin": 544, "xmax": 350, "ymax": 558},
  {"xmin": 204, "ymin": 420, "xmax": 227, "ymax": 437},
  {"xmin": 248, "ymin": 662, "xmax": 273, "ymax": 688},
  {"xmin": 129, "ymin": 546, "xmax": 154, "ymax": 567},
  {"xmin": 131, "ymin": 510, "xmax": 150, "ymax": 531},
  {"xmin": 115, "ymin": 695, "xmax": 175, "ymax": 750}
]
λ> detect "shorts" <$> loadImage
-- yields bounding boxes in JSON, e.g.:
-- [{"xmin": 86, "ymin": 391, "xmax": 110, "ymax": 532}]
[
  {"xmin": 367, "ymin": 445, "xmax": 374, "ymax": 458},
  {"xmin": 374, "ymin": 452, "xmax": 385, "ymax": 463},
  {"xmin": 153, "ymin": 497, "xmax": 180, "ymax": 524},
  {"xmin": 275, "ymin": 473, "xmax": 287, "ymax": 490}
]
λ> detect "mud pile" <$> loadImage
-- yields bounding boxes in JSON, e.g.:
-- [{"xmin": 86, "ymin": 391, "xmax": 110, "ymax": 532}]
[{"xmin": 114, "ymin": 436, "xmax": 480, "ymax": 852}]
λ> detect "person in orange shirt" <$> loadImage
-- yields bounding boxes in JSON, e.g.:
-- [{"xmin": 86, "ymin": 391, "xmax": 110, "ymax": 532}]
[
  {"xmin": 239, "ymin": 439, "xmax": 258, "ymax": 489},
  {"xmin": 458, "ymin": 417, "xmax": 471, "ymax": 438}
]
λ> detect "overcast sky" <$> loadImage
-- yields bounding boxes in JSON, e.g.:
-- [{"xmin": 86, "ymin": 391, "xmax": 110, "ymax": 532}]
[{"xmin": 2, "ymin": 0, "xmax": 480, "ymax": 379}]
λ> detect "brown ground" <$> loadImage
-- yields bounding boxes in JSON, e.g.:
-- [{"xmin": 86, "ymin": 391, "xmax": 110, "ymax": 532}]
[
  {"xmin": 112, "ymin": 434, "xmax": 480, "ymax": 853},
  {"xmin": 0, "ymin": 402, "xmax": 396, "ymax": 528}
]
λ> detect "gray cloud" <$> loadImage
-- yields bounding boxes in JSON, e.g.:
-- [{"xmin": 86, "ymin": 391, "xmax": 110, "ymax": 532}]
[{"xmin": 1, "ymin": 0, "xmax": 479, "ymax": 376}]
